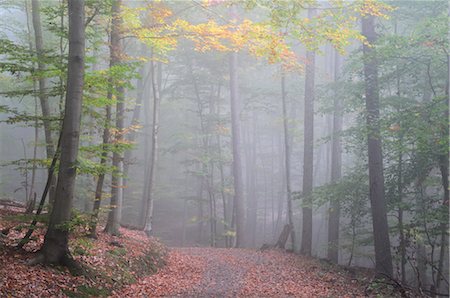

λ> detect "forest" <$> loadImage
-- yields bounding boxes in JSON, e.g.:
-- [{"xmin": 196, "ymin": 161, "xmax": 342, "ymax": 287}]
[{"xmin": 0, "ymin": 0, "xmax": 448, "ymax": 297}]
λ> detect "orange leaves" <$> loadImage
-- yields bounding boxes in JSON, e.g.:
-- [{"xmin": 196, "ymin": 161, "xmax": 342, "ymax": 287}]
[
  {"xmin": 123, "ymin": 3, "xmax": 299, "ymax": 70},
  {"xmin": 114, "ymin": 249, "xmax": 206, "ymax": 297},
  {"xmin": 175, "ymin": 19, "xmax": 234, "ymax": 52},
  {"xmin": 115, "ymin": 248, "xmax": 368, "ymax": 297},
  {"xmin": 355, "ymin": 0, "xmax": 394, "ymax": 18},
  {"xmin": 0, "ymin": 207, "xmax": 167, "ymax": 297}
]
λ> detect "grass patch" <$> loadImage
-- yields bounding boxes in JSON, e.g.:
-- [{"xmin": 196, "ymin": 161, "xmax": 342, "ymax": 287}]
[{"xmin": 63, "ymin": 285, "xmax": 110, "ymax": 298}]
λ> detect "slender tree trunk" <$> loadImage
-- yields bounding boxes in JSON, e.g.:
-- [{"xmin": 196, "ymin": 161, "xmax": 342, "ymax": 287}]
[
  {"xmin": 89, "ymin": 103, "xmax": 111, "ymax": 237},
  {"xmin": 229, "ymin": 6, "xmax": 245, "ymax": 247},
  {"xmin": 139, "ymin": 73, "xmax": 152, "ymax": 227},
  {"xmin": 25, "ymin": 0, "xmax": 38, "ymax": 213},
  {"xmin": 105, "ymin": 0, "xmax": 124, "ymax": 236},
  {"xmin": 300, "ymin": 8, "xmax": 316, "ymax": 256},
  {"xmin": 38, "ymin": 0, "xmax": 85, "ymax": 266},
  {"xmin": 244, "ymin": 113, "xmax": 258, "ymax": 247},
  {"xmin": 31, "ymin": 0, "xmax": 56, "ymax": 203},
  {"xmin": 275, "ymin": 134, "xmax": 285, "ymax": 239},
  {"xmin": 361, "ymin": 14, "xmax": 393, "ymax": 278},
  {"xmin": 209, "ymin": 87, "xmax": 218, "ymax": 247},
  {"xmin": 215, "ymin": 85, "xmax": 231, "ymax": 247},
  {"xmin": 327, "ymin": 50, "xmax": 342, "ymax": 263},
  {"xmin": 143, "ymin": 54, "xmax": 161, "ymax": 237},
  {"xmin": 436, "ymin": 53, "xmax": 449, "ymax": 291},
  {"xmin": 397, "ymin": 134, "xmax": 406, "ymax": 283},
  {"xmin": 123, "ymin": 46, "xmax": 147, "ymax": 203},
  {"xmin": 281, "ymin": 73, "xmax": 296, "ymax": 251}
]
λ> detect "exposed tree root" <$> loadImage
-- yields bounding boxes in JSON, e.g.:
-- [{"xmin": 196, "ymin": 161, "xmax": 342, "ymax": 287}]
[{"xmin": 27, "ymin": 251, "xmax": 85, "ymax": 276}]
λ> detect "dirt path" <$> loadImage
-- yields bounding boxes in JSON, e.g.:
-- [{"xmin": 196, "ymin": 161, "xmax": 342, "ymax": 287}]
[{"xmin": 114, "ymin": 247, "xmax": 366, "ymax": 297}]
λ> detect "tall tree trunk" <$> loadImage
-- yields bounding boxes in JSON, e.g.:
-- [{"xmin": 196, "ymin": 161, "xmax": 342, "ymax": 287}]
[
  {"xmin": 229, "ymin": 5, "xmax": 245, "ymax": 247},
  {"xmin": 24, "ymin": 0, "xmax": 38, "ymax": 213},
  {"xmin": 327, "ymin": 50, "xmax": 342, "ymax": 263},
  {"xmin": 208, "ymin": 86, "xmax": 217, "ymax": 247},
  {"xmin": 123, "ymin": 46, "xmax": 147, "ymax": 203},
  {"xmin": 143, "ymin": 54, "xmax": 161, "ymax": 237},
  {"xmin": 89, "ymin": 103, "xmax": 111, "ymax": 237},
  {"xmin": 275, "ymin": 134, "xmax": 285, "ymax": 239},
  {"xmin": 229, "ymin": 50, "xmax": 245, "ymax": 248},
  {"xmin": 300, "ymin": 8, "xmax": 316, "ymax": 256},
  {"xmin": 31, "ymin": 0, "xmax": 56, "ymax": 203},
  {"xmin": 105, "ymin": 0, "xmax": 124, "ymax": 236},
  {"xmin": 281, "ymin": 72, "xmax": 296, "ymax": 250},
  {"xmin": 139, "ymin": 72, "xmax": 152, "ymax": 227},
  {"xmin": 215, "ymin": 84, "xmax": 231, "ymax": 247},
  {"xmin": 436, "ymin": 52, "xmax": 449, "ymax": 291},
  {"xmin": 361, "ymin": 14, "xmax": 393, "ymax": 278},
  {"xmin": 38, "ymin": 0, "xmax": 85, "ymax": 266}
]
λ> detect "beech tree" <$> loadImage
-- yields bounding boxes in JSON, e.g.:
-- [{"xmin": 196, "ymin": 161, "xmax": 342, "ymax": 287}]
[
  {"xmin": 36, "ymin": 0, "xmax": 85, "ymax": 266},
  {"xmin": 327, "ymin": 50, "xmax": 342, "ymax": 263},
  {"xmin": 281, "ymin": 72, "xmax": 296, "ymax": 250},
  {"xmin": 361, "ymin": 14, "xmax": 393, "ymax": 278},
  {"xmin": 31, "ymin": 0, "xmax": 56, "ymax": 203},
  {"xmin": 228, "ymin": 5, "xmax": 246, "ymax": 248},
  {"xmin": 300, "ymin": 8, "xmax": 316, "ymax": 257},
  {"xmin": 104, "ymin": 0, "xmax": 125, "ymax": 236},
  {"xmin": 143, "ymin": 53, "xmax": 161, "ymax": 237}
]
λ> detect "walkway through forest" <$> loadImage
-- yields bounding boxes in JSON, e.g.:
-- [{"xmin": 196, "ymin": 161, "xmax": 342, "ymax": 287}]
[{"xmin": 114, "ymin": 247, "xmax": 367, "ymax": 297}]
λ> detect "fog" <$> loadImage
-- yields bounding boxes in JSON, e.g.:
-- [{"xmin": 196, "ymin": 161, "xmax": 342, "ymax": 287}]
[{"xmin": 0, "ymin": 0, "xmax": 448, "ymax": 295}]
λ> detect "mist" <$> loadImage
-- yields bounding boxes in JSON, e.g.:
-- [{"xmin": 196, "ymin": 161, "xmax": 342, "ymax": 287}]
[{"xmin": 0, "ymin": 1, "xmax": 448, "ymax": 297}]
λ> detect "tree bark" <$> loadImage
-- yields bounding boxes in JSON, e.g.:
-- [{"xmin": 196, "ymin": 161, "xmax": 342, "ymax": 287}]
[
  {"xmin": 31, "ymin": 0, "xmax": 56, "ymax": 203},
  {"xmin": 300, "ymin": 8, "xmax": 316, "ymax": 256},
  {"xmin": 38, "ymin": 0, "xmax": 85, "ymax": 266},
  {"xmin": 361, "ymin": 14, "xmax": 393, "ymax": 278},
  {"xmin": 105, "ymin": 0, "xmax": 124, "ymax": 236},
  {"xmin": 436, "ymin": 52, "xmax": 449, "ymax": 291},
  {"xmin": 123, "ymin": 45, "xmax": 147, "ymax": 203},
  {"xmin": 24, "ymin": 0, "xmax": 38, "ymax": 213},
  {"xmin": 327, "ymin": 50, "xmax": 342, "ymax": 263},
  {"xmin": 229, "ymin": 46, "xmax": 245, "ymax": 248},
  {"xmin": 143, "ymin": 54, "xmax": 161, "ymax": 237},
  {"xmin": 89, "ymin": 103, "xmax": 111, "ymax": 237},
  {"xmin": 281, "ymin": 73, "xmax": 296, "ymax": 251}
]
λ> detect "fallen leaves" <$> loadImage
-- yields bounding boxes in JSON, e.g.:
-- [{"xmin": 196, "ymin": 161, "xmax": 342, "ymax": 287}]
[
  {"xmin": 1, "ymin": 205, "xmax": 368, "ymax": 298},
  {"xmin": 114, "ymin": 249, "xmax": 205, "ymax": 297},
  {"xmin": 0, "ymin": 207, "xmax": 166, "ymax": 297},
  {"xmin": 114, "ymin": 247, "xmax": 368, "ymax": 298}
]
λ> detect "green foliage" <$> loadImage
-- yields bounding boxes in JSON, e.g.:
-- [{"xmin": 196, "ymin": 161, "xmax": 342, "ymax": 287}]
[
  {"xmin": 72, "ymin": 238, "xmax": 94, "ymax": 256},
  {"xmin": 68, "ymin": 285, "xmax": 110, "ymax": 298},
  {"xmin": 56, "ymin": 209, "xmax": 91, "ymax": 233},
  {"xmin": 107, "ymin": 247, "xmax": 127, "ymax": 257}
]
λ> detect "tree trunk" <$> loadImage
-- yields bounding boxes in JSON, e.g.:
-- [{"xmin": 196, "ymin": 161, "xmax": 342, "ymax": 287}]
[
  {"xmin": 31, "ymin": 0, "xmax": 56, "ymax": 203},
  {"xmin": 38, "ymin": 0, "xmax": 85, "ymax": 266},
  {"xmin": 229, "ymin": 51, "xmax": 245, "ymax": 248},
  {"xmin": 89, "ymin": 104, "xmax": 111, "ymax": 237},
  {"xmin": 123, "ymin": 46, "xmax": 147, "ymax": 203},
  {"xmin": 24, "ymin": 0, "xmax": 39, "ymax": 214},
  {"xmin": 436, "ymin": 52, "xmax": 449, "ymax": 291},
  {"xmin": 281, "ymin": 73, "xmax": 296, "ymax": 251},
  {"xmin": 229, "ymin": 6, "xmax": 245, "ymax": 248},
  {"xmin": 139, "ymin": 71, "xmax": 152, "ymax": 227},
  {"xmin": 245, "ymin": 112, "xmax": 258, "ymax": 248},
  {"xmin": 143, "ymin": 54, "xmax": 161, "ymax": 237},
  {"xmin": 300, "ymin": 8, "xmax": 316, "ymax": 256},
  {"xmin": 361, "ymin": 14, "xmax": 393, "ymax": 278},
  {"xmin": 105, "ymin": 0, "xmax": 124, "ymax": 236},
  {"xmin": 215, "ymin": 85, "xmax": 231, "ymax": 247},
  {"xmin": 327, "ymin": 50, "xmax": 342, "ymax": 263}
]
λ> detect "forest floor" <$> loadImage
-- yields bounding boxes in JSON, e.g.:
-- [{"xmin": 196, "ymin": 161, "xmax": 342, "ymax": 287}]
[
  {"xmin": 0, "ymin": 205, "xmax": 167, "ymax": 297},
  {"xmin": 1, "ymin": 204, "xmax": 410, "ymax": 297},
  {"xmin": 115, "ymin": 247, "xmax": 373, "ymax": 297}
]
